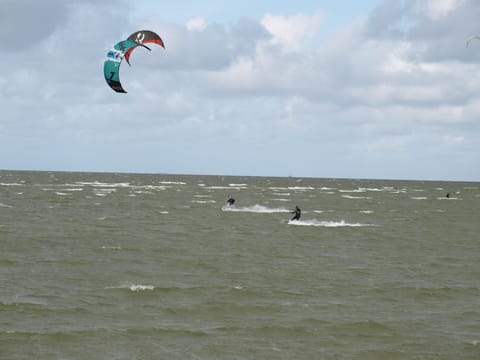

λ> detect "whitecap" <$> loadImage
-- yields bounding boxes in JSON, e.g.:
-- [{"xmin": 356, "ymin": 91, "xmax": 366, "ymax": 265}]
[
  {"xmin": 96, "ymin": 188, "xmax": 117, "ymax": 193},
  {"xmin": 106, "ymin": 283, "xmax": 155, "ymax": 291},
  {"xmin": 127, "ymin": 284, "xmax": 155, "ymax": 291},
  {"xmin": 100, "ymin": 246, "xmax": 122, "ymax": 250},
  {"xmin": 76, "ymin": 181, "xmax": 130, "ymax": 188},
  {"xmin": 192, "ymin": 200, "xmax": 216, "ymax": 204},
  {"xmin": 361, "ymin": 187, "xmax": 382, "ymax": 192},
  {"xmin": 342, "ymin": 195, "xmax": 371, "ymax": 199},
  {"xmin": 204, "ymin": 186, "xmax": 245, "ymax": 190},
  {"xmin": 288, "ymin": 219, "xmax": 374, "ymax": 227},
  {"xmin": 288, "ymin": 186, "xmax": 314, "ymax": 191},
  {"xmin": 55, "ymin": 192, "xmax": 71, "ymax": 196}
]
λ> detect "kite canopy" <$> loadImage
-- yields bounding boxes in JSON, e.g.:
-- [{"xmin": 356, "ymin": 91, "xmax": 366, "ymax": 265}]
[
  {"xmin": 125, "ymin": 30, "xmax": 165, "ymax": 63},
  {"xmin": 103, "ymin": 30, "xmax": 165, "ymax": 93}
]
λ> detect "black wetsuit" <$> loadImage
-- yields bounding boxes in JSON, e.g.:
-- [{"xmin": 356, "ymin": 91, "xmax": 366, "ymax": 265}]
[
  {"xmin": 227, "ymin": 198, "xmax": 235, "ymax": 206},
  {"xmin": 291, "ymin": 206, "xmax": 301, "ymax": 221}
]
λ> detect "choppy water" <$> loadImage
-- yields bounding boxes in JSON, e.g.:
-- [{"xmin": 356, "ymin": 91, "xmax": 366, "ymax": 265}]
[{"xmin": 1, "ymin": 170, "xmax": 479, "ymax": 359}]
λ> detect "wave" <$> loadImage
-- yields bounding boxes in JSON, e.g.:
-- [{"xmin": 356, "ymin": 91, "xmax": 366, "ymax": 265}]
[
  {"xmin": 288, "ymin": 219, "xmax": 374, "ymax": 227},
  {"xmin": 75, "ymin": 181, "xmax": 130, "ymax": 188},
  {"xmin": 222, "ymin": 204, "xmax": 290, "ymax": 213},
  {"xmin": 0, "ymin": 182, "xmax": 24, "ymax": 186},
  {"xmin": 100, "ymin": 246, "xmax": 122, "ymax": 250},
  {"xmin": 106, "ymin": 283, "xmax": 155, "ymax": 292},
  {"xmin": 342, "ymin": 195, "xmax": 372, "ymax": 199},
  {"xmin": 202, "ymin": 185, "xmax": 247, "ymax": 190},
  {"xmin": 268, "ymin": 186, "xmax": 314, "ymax": 191},
  {"xmin": 55, "ymin": 192, "xmax": 71, "ymax": 196},
  {"xmin": 192, "ymin": 200, "xmax": 216, "ymax": 204}
]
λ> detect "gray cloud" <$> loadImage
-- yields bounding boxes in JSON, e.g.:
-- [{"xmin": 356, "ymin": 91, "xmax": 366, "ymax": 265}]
[
  {"xmin": 0, "ymin": 0, "xmax": 479, "ymax": 180},
  {"xmin": 149, "ymin": 18, "xmax": 269, "ymax": 71},
  {"xmin": 0, "ymin": 0, "xmax": 69, "ymax": 51},
  {"xmin": 365, "ymin": 0, "xmax": 480, "ymax": 61}
]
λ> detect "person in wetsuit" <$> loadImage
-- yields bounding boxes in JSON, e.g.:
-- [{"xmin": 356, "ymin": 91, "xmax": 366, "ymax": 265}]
[
  {"xmin": 227, "ymin": 197, "xmax": 235, "ymax": 206},
  {"xmin": 291, "ymin": 206, "xmax": 301, "ymax": 221}
]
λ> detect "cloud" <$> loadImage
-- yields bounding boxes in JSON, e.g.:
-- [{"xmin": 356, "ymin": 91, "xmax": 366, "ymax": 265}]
[
  {"xmin": 443, "ymin": 134, "xmax": 465, "ymax": 144},
  {"xmin": 0, "ymin": 0, "xmax": 68, "ymax": 51},
  {"xmin": 425, "ymin": 0, "xmax": 464, "ymax": 20},
  {"xmin": 0, "ymin": 0, "xmax": 479, "ymax": 180},
  {"xmin": 261, "ymin": 10, "xmax": 324, "ymax": 52},
  {"xmin": 186, "ymin": 17, "xmax": 207, "ymax": 32}
]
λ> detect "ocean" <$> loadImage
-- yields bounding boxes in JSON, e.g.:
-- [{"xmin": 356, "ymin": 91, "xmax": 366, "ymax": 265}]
[{"xmin": 1, "ymin": 170, "xmax": 479, "ymax": 359}]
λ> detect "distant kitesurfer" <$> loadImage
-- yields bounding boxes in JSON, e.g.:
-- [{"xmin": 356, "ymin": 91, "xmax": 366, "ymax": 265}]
[
  {"xmin": 227, "ymin": 197, "xmax": 235, "ymax": 206},
  {"xmin": 446, "ymin": 192, "xmax": 450, "ymax": 198},
  {"xmin": 291, "ymin": 206, "xmax": 301, "ymax": 221}
]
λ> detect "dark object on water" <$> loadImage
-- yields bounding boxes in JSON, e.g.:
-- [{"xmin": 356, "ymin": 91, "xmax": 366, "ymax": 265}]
[
  {"xmin": 446, "ymin": 193, "xmax": 450, "ymax": 198},
  {"xmin": 291, "ymin": 206, "xmax": 301, "ymax": 221},
  {"xmin": 227, "ymin": 197, "xmax": 235, "ymax": 206}
]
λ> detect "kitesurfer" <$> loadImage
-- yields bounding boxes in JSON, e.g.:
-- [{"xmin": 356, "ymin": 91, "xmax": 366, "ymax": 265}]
[
  {"xmin": 446, "ymin": 192, "xmax": 450, "ymax": 198},
  {"xmin": 291, "ymin": 206, "xmax": 301, "ymax": 221},
  {"xmin": 227, "ymin": 197, "xmax": 235, "ymax": 206}
]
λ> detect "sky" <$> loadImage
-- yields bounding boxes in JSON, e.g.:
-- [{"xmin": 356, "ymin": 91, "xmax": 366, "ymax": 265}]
[{"xmin": 1, "ymin": 0, "xmax": 480, "ymax": 181}]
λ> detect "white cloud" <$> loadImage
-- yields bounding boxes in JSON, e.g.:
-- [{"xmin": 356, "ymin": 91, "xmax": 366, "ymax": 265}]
[
  {"xmin": 186, "ymin": 17, "xmax": 207, "ymax": 31},
  {"xmin": 443, "ymin": 135, "xmax": 465, "ymax": 144},
  {"xmin": 261, "ymin": 10, "xmax": 324, "ymax": 52},
  {"xmin": 426, "ymin": 0, "xmax": 464, "ymax": 20}
]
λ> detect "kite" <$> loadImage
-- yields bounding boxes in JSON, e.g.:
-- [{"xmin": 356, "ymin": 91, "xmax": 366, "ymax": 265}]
[
  {"xmin": 466, "ymin": 35, "xmax": 480, "ymax": 47},
  {"xmin": 104, "ymin": 30, "xmax": 165, "ymax": 93}
]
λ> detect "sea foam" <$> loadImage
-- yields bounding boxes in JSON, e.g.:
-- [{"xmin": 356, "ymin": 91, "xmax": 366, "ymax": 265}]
[{"xmin": 288, "ymin": 219, "xmax": 374, "ymax": 227}]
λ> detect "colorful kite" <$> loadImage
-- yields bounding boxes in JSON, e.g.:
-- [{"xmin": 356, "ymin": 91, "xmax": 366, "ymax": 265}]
[{"xmin": 104, "ymin": 30, "xmax": 165, "ymax": 93}]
